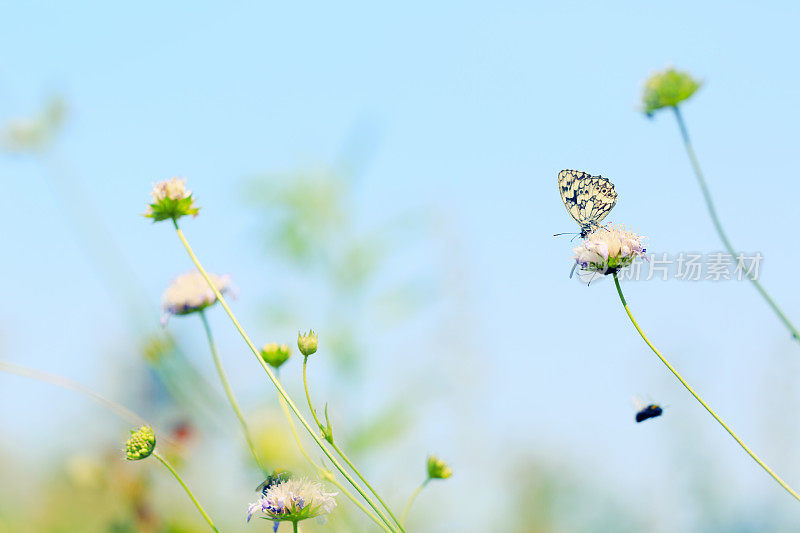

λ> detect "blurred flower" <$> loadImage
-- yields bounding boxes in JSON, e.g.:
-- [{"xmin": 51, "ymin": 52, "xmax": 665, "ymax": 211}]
[
  {"xmin": 297, "ymin": 330, "xmax": 318, "ymax": 356},
  {"xmin": 125, "ymin": 426, "xmax": 156, "ymax": 461},
  {"xmin": 1, "ymin": 97, "xmax": 66, "ymax": 153},
  {"xmin": 427, "ymin": 455, "xmax": 452, "ymax": 480},
  {"xmin": 261, "ymin": 342, "xmax": 291, "ymax": 369},
  {"xmin": 246, "ymin": 477, "xmax": 337, "ymax": 529},
  {"xmin": 161, "ymin": 271, "xmax": 231, "ymax": 322},
  {"xmin": 572, "ymin": 225, "xmax": 646, "ymax": 275},
  {"xmin": 641, "ymin": 67, "xmax": 702, "ymax": 117},
  {"xmin": 145, "ymin": 177, "xmax": 199, "ymax": 222}
]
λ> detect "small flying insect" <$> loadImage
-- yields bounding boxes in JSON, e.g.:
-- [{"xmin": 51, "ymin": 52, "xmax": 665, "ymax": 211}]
[
  {"xmin": 255, "ymin": 469, "xmax": 292, "ymax": 496},
  {"xmin": 632, "ymin": 395, "xmax": 663, "ymax": 423}
]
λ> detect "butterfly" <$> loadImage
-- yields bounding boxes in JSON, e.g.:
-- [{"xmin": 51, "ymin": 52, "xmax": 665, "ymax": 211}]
[
  {"xmin": 557, "ymin": 169, "xmax": 618, "ymax": 238},
  {"xmin": 632, "ymin": 395, "xmax": 663, "ymax": 423}
]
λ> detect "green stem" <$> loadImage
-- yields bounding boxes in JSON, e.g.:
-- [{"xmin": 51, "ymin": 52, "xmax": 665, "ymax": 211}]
[
  {"xmin": 303, "ymin": 355, "xmax": 405, "ymax": 532},
  {"xmin": 171, "ymin": 220, "xmax": 396, "ymax": 532},
  {"xmin": 302, "ymin": 356, "xmax": 325, "ymax": 432},
  {"xmin": 612, "ymin": 272, "xmax": 800, "ymax": 502},
  {"xmin": 152, "ymin": 451, "xmax": 219, "ymax": 532},
  {"xmin": 275, "ymin": 374, "xmax": 391, "ymax": 532},
  {"xmin": 330, "ymin": 441, "xmax": 405, "ymax": 532},
  {"xmin": 199, "ymin": 310, "xmax": 265, "ymax": 473},
  {"xmin": 401, "ymin": 479, "xmax": 429, "ymax": 525},
  {"xmin": 292, "ymin": 521, "xmax": 299, "ymax": 533},
  {"xmin": 672, "ymin": 106, "xmax": 800, "ymax": 343}
]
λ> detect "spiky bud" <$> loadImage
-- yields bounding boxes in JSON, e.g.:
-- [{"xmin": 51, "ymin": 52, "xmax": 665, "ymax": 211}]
[
  {"xmin": 297, "ymin": 330, "xmax": 318, "ymax": 357},
  {"xmin": 144, "ymin": 178, "xmax": 199, "ymax": 222}
]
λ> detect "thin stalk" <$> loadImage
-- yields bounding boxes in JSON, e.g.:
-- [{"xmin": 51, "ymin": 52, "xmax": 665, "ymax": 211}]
[
  {"xmin": 199, "ymin": 310, "xmax": 265, "ymax": 473},
  {"xmin": 152, "ymin": 451, "xmax": 219, "ymax": 532},
  {"xmin": 0, "ymin": 360, "xmax": 145, "ymax": 427},
  {"xmin": 401, "ymin": 479, "xmax": 429, "ymax": 525},
  {"xmin": 612, "ymin": 272, "xmax": 800, "ymax": 502},
  {"xmin": 171, "ymin": 220, "xmax": 397, "ymax": 532},
  {"xmin": 292, "ymin": 521, "xmax": 299, "ymax": 533},
  {"xmin": 274, "ymin": 374, "xmax": 391, "ymax": 533},
  {"xmin": 302, "ymin": 356, "xmax": 405, "ymax": 532},
  {"xmin": 672, "ymin": 106, "xmax": 800, "ymax": 342}
]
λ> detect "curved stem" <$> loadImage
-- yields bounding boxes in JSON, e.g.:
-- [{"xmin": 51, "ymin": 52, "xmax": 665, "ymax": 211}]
[
  {"xmin": 0, "ymin": 359, "xmax": 145, "ymax": 427},
  {"xmin": 401, "ymin": 479, "xmax": 429, "ymax": 525},
  {"xmin": 199, "ymin": 310, "xmax": 265, "ymax": 473},
  {"xmin": 275, "ymin": 375, "xmax": 391, "ymax": 533},
  {"xmin": 302, "ymin": 355, "xmax": 405, "ymax": 532},
  {"xmin": 302, "ymin": 356, "xmax": 325, "ymax": 432},
  {"xmin": 171, "ymin": 220, "xmax": 397, "ymax": 532},
  {"xmin": 152, "ymin": 451, "xmax": 219, "ymax": 532},
  {"xmin": 672, "ymin": 106, "xmax": 800, "ymax": 342},
  {"xmin": 612, "ymin": 272, "xmax": 800, "ymax": 502}
]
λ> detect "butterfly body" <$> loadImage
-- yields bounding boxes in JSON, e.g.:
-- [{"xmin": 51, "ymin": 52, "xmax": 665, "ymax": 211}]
[{"xmin": 558, "ymin": 169, "xmax": 618, "ymax": 238}]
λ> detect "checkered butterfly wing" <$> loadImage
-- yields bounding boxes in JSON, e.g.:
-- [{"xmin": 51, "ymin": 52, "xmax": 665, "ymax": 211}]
[{"xmin": 558, "ymin": 169, "xmax": 618, "ymax": 237}]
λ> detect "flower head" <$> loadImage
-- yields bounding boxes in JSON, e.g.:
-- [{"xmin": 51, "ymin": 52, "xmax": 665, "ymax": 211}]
[
  {"xmin": 145, "ymin": 177, "xmax": 199, "ymax": 222},
  {"xmin": 246, "ymin": 477, "xmax": 337, "ymax": 527},
  {"xmin": 260, "ymin": 343, "xmax": 291, "ymax": 369},
  {"xmin": 641, "ymin": 67, "xmax": 702, "ymax": 117},
  {"xmin": 426, "ymin": 455, "xmax": 452, "ymax": 480},
  {"xmin": 125, "ymin": 425, "xmax": 156, "ymax": 460},
  {"xmin": 162, "ymin": 271, "xmax": 232, "ymax": 320},
  {"xmin": 572, "ymin": 225, "xmax": 646, "ymax": 275},
  {"xmin": 297, "ymin": 330, "xmax": 318, "ymax": 357}
]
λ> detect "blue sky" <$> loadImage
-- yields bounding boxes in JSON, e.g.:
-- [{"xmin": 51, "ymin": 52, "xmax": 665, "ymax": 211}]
[{"xmin": 2, "ymin": 2, "xmax": 800, "ymax": 530}]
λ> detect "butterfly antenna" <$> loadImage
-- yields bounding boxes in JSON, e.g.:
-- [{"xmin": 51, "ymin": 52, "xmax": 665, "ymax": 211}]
[
  {"xmin": 569, "ymin": 262, "xmax": 578, "ymax": 279},
  {"xmin": 553, "ymin": 232, "xmax": 578, "ymax": 237}
]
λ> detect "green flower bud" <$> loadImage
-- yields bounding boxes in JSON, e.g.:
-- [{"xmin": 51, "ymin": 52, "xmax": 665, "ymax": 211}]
[
  {"xmin": 260, "ymin": 342, "xmax": 292, "ymax": 369},
  {"xmin": 426, "ymin": 455, "xmax": 452, "ymax": 480},
  {"xmin": 297, "ymin": 330, "xmax": 318, "ymax": 357},
  {"xmin": 144, "ymin": 178, "xmax": 200, "ymax": 222},
  {"xmin": 125, "ymin": 425, "xmax": 156, "ymax": 461},
  {"xmin": 641, "ymin": 67, "xmax": 702, "ymax": 117}
]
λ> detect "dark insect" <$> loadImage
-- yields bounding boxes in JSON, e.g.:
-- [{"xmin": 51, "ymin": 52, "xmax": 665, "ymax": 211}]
[
  {"xmin": 255, "ymin": 469, "xmax": 292, "ymax": 496},
  {"xmin": 635, "ymin": 404, "xmax": 663, "ymax": 423}
]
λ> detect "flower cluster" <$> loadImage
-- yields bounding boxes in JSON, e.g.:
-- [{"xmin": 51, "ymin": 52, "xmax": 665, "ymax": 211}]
[
  {"xmin": 427, "ymin": 455, "xmax": 452, "ymax": 480},
  {"xmin": 145, "ymin": 177, "xmax": 199, "ymax": 221},
  {"xmin": 125, "ymin": 425, "xmax": 156, "ymax": 461},
  {"xmin": 162, "ymin": 271, "xmax": 232, "ymax": 320},
  {"xmin": 260, "ymin": 342, "xmax": 291, "ymax": 369},
  {"xmin": 572, "ymin": 225, "xmax": 646, "ymax": 275},
  {"xmin": 247, "ymin": 477, "xmax": 337, "ymax": 529},
  {"xmin": 641, "ymin": 67, "xmax": 702, "ymax": 117}
]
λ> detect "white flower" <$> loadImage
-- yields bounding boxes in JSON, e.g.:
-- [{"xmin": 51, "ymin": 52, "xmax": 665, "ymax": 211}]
[
  {"xmin": 572, "ymin": 225, "xmax": 646, "ymax": 274},
  {"xmin": 161, "ymin": 271, "xmax": 231, "ymax": 320},
  {"xmin": 151, "ymin": 177, "xmax": 190, "ymax": 202},
  {"xmin": 246, "ymin": 477, "xmax": 337, "ymax": 526}
]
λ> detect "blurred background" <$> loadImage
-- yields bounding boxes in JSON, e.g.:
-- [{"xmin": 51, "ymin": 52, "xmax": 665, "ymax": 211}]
[{"xmin": 2, "ymin": 2, "xmax": 800, "ymax": 532}]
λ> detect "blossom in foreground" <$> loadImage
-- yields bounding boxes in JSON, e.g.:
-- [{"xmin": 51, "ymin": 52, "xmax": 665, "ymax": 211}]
[
  {"xmin": 247, "ymin": 477, "xmax": 337, "ymax": 530},
  {"xmin": 641, "ymin": 67, "xmax": 702, "ymax": 117},
  {"xmin": 572, "ymin": 225, "xmax": 646, "ymax": 275},
  {"xmin": 145, "ymin": 177, "xmax": 199, "ymax": 221},
  {"xmin": 161, "ymin": 271, "xmax": 232, "ymax": 321},
  {"xmin": 125, "ymin": 425, "xmax": 156, "ymax": 460},
  {"xmin": 427, "ymin": 455, "xmax": 453, "ymax": 480}
]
